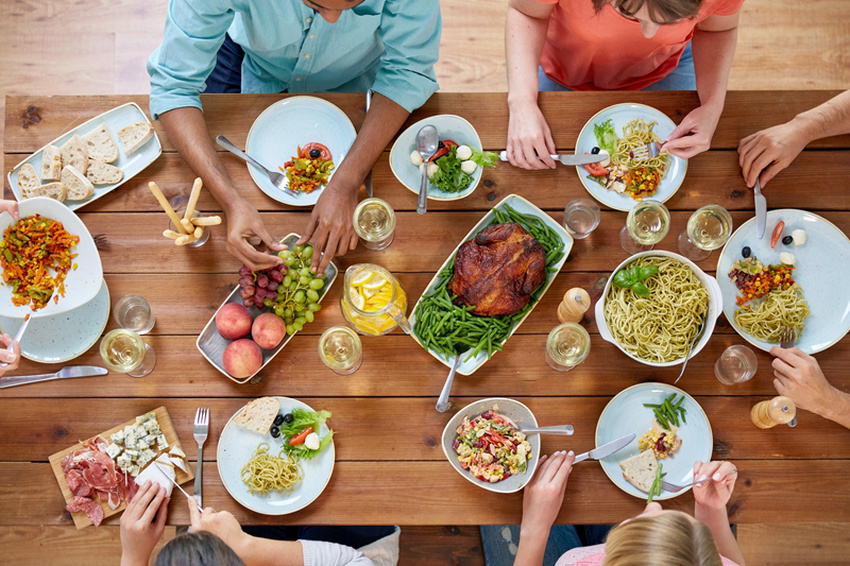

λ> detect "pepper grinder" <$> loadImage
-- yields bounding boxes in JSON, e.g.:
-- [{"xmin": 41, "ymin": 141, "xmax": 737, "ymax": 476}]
[
  {"xmin": 558, "ymin": 288, "xmax": 591, "ymax": 324},
  {"xmin": 751, "ymin": 395, "xmax": 797, "ymax": 429}
]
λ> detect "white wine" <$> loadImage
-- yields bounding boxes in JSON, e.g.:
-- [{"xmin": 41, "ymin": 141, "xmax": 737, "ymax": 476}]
[
  {"xmin": 100, "ymin": 329, "xmax": 145, "ymax": 372},
  {"xmin": 354, "ymin": 198, "xmax": 396, "ymax": 250},
  {"xmin": 687, "ymin": 205, "xmax": 733, "ymax": 250},
  {"xmin": 319, "ymin": 326, "xmax": 363, "ymax": 374},
  {"xmin": 626, "ymin": 200, "xmax": 670, "ymax": 245},
  {"xmin": 545, "ymin": 323, "xmax": 591, "ymax": 371}
]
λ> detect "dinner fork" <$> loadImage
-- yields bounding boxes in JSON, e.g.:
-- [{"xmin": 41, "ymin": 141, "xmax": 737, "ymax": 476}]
[
  {"xmin": 661, "ymin": 469, "xmax": 737, "ymax": 493},
  {"xmin": 780, "ymin": 326, "xmax": 797, "ymax": 349},
  {"xmin": 216, "ymin": 135, "xmax": 297, "ymax": 196},
  {"xmin": 93, "ymin": 233, "xmax": 108, "ymax": 250},
  {"xmin": 631, "ymin": 141, "xmax": 661, "ymax": 160},
  {"xmin": 193, "ymin": 407, "xmax": 209, "ymax": 508}
]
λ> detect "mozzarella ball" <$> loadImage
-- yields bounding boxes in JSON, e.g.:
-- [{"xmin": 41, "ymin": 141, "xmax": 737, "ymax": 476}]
[
  {"xmin": 426, "ymin": 161, "xmax": 439, "ymax": 179},
  {"xmin": 410, "ymin": 150, "xmax": 424, "ymax": 167},
  {"xmin": 791, "ymin": 229, "xmax": 807, "ymax": 246},
  {"xmin": 779, "ymin": 252, "xmax": 796, "ymax": 265},
  {"xmin": 460, "ymin": 160, "xmax": 478, "ymax": 175},
  {"xmin": 455, "ymin": 145, "xmax": 473, "ymax": 160},
  {"xmin": 304, "ymin": 432, "xmax": 321, "ymax": 450}
]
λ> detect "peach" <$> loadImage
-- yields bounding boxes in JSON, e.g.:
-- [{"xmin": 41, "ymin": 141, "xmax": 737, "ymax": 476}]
[
  {"xmin": 252, "ymin": 313, "xmax": 287, "ymax": 349},
  {"xmin": 216, "ymin": 303, "xmax": 253, "ymax": 340},
  {"xmin": 222, "ymin": 339, "xmax": 263, "ymax": 378}
]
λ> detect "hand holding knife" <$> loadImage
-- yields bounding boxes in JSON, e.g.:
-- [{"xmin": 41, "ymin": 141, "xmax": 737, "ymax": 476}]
[{"xmin": 572, "ymin": 433, "xmax": 636, "ymax": 463}]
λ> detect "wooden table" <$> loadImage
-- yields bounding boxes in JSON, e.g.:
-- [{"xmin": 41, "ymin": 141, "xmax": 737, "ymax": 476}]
[{"xmin": 3, "ymin": 92, "xmax": 850, "ymax": 561}]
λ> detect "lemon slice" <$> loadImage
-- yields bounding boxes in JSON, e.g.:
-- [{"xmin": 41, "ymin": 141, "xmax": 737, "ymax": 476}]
[
  {"xmin": 351, "ymin": 270, "xmax": 373, "ymax": 287},
  {"xmin": 350, "ymin": 291, "xmax": 366, "ymax": 310},
  {"xmin": 362, "ymin": 274, "xmax": 388, "ymax": 291}
]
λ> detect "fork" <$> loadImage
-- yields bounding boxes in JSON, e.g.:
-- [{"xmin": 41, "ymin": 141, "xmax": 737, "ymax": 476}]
[
  {"xmin": 193, "ymin": 407, "xmax": 209, "ymax": 508},
  {"xmin": 93, "ymin": 233, "xmax": 108, "ymax": 250},
  {"xmin": 630, "ymin": 141, "xmax": 661, "ymax": 160},
  {"xmin": 661, "ymin": 469, "xmax": 738, "ymax": 493},
  {"xmin": 216, "ymin": 135, "xmax": 296, "ymax": 196},
  {"xmin": 780, "ymin": 326, "xmax": 797, "ymax": 349}
]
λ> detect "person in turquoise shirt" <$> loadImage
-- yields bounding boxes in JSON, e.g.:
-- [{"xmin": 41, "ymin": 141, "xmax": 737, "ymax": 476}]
[{"xmin": 148, "ymin": 0, "xmax": 441, "ymax": 272}]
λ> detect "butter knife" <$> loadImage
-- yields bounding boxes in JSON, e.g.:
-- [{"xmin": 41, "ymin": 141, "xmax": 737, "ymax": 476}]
[
  {"xmin": 155, "ymin": 462, "xmax": 204, "ymax": 513},
  {"xmin": 572, "ymin": 433, "xmax": 636, "ymax": 463},
  {"xmin": 0, "ymin": 365, "xmax": 108, "ymax": 389},
  {"xmin": 498, "ymin": 151, "xmax": 606, "ymax": 166},
  {"xmin": 754, "ymin": 178, "xmax": 767, "ymax": 239}
]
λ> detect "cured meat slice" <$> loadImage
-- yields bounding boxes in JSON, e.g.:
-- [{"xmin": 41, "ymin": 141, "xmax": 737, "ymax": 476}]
[{"xmin": 66, "ymin": 496, "xmax": 105, "ymax": 527}]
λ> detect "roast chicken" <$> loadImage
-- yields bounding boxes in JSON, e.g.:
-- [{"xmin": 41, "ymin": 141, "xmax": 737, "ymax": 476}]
[{"xmin": 448, "ymin": 222, "xmax": 547, "ymax": 316}]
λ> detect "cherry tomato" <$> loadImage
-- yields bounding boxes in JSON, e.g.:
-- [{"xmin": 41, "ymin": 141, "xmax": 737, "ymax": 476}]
[
  {"xmin": 770, "ymin": 220, "xmax": 785, "ymax": 248},
  {"xmin": 441, "ymin": 139, "xmax": 458, "ymax": 149},
  {"xmin": 300, "ymin": 143, "xmax": 332, "ymax": 161},
  {"xmin": 288, "ymin": 425, "xmax": 314, "ymax": 445},
  {"xmin": 428, "ymin": 147, "xmax": 449, "ymax": 162},
  {"xmin": 583, "ymin": 161, "xmax": 608, "ymax": 177}
]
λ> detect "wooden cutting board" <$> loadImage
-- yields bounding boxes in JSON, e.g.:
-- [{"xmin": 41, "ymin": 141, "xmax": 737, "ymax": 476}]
[{"xmin": 48, "ymin": 406, "xmax": 194, "ymax": 529}]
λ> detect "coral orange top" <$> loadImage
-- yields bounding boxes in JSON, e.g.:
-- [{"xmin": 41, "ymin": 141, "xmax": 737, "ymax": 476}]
[{"xmin": 535, "ymin": 0, "xmax": 744, "ymax": 90}]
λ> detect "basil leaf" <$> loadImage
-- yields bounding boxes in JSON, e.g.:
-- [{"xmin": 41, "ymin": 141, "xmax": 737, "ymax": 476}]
[
  {"xmin": 614, "ymin": 269, "xmax": 636, "ymax": 288},
  {"xmin": 632, "ymin": 282, "xmax": 650, "ymax": 297},
  {"xmin": 636, "ymin": 265, "xmax": 659, "ymax": 280}
]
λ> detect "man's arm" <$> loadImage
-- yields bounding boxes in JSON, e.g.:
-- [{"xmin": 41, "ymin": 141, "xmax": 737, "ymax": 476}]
[
  {"xmin": 159, "ymin": 107, "xmax": 284, "ymax": 270},
  {"xmin": 771, "ymin": 346, "xmax": 850, "ymax": 429}
]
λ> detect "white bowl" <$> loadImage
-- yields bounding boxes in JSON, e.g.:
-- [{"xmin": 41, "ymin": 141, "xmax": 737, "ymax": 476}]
[
  {"xmin": 441, "ymin": 398, "xmax": 541, "ymax": 494},
  {"xmin": 0, "ymin": 197, "xmax": 103, "ymax": 319},
  {"xmin": 595, "ymin": 251, "xmax": 722, "ymax": 367},
  {"xmin": 389, "ymin": 114, "xmax": 483, "ymax": 201}
]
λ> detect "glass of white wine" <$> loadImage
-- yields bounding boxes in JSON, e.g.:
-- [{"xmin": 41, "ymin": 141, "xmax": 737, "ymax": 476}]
[
  {"xmin": 318, "ymin": 326, "xmax": 362, "ymax": 375},
  {"xmin": 678, "ymin": 204, "xmax": 733, "ymax": 261},
  {"xmin": 620, "ymin": 200, "xmax": 670, "ymax": 254},
  {"xmin": 353, "ymin": 197, "xmax": 396, "ymax": 251},
  {"xmin": 100, "ymin": 328, "xmax": 156, "ymax": 378},
  {"xmin": 544, "ymin": 322, "xmax": 591, "ymax": 372}
]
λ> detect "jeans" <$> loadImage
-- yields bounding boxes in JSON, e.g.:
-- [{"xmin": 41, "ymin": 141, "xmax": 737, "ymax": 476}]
[
  {"xmin": 204, "ymin": 34, "xmax": 245, "ymax": 94},
  {"xmin": 537, "ymin": 42, "xmax": 696, "ymax": 92},
  {"xmin": 479, "ymin": 524, "xmax": 612, "ymax": 566}
]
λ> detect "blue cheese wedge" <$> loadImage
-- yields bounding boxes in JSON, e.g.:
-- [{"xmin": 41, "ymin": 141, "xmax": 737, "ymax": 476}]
[
  {"xmin": 105, "ymin": 443, "xmax": 123, "ymax": 459},
  {"xmin": 110, "ymin": 429, "xmax": 125, "ymax": 445},
  {"xmin": 156, "ymin": 434, "xmax": 169, "ymax": 451}
]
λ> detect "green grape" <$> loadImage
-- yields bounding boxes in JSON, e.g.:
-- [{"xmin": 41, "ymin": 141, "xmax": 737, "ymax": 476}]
[
  {"xmin": 278, "ymin": 250, "xmax": 292, "ymax": 259},
  {"xmin": 283, "ymin": 275, "xmax": 292, "ymax": 287},
  {"xmin": 285, "ymin": 257, "xmax": 297, "ymax": 267},
  {"xmin": 308, "ymin": 279, "xmax": 324, "ymax": 290},
  {"xmin": 306, "ymin": 289, "xmax": 319, "ymax": 303},
  {"xmin": 295, "ymin": 316, "xmax": 307, "ymax": 326},
  {"xmin": 299, "ymin": 267, "xmax": 311, "ymax": 277},
  {"xmin": 308, "ymin": 303, "xmax": 321, "ymax": 312},
  {"xmin": 303, "ymin": 245, "xmax": 313, "ymax": 258},
  {"xmin": 284, "ymin": 308, "xmax": 293, "ymax": 320},
  {"xmin": 305, "ymin": 311, "xmax": 314, "ymax": 323},
  {"xmin": 295, "ymin": 308, "xmax": 306, "ymax": 317},
  {"xmin": 293, "ymin": 322, "xmax": 304, "ymax": 332},
  {"xmin": 289, "ymin": 281, "xmax": 299, "ymax": 291},
  {"xmin": 299, "ymin": 275, "xmax": 310, "ymax": 286},
  {"xmin": 263, "ymin": 298, "xmax": 273, "ymax": 307},
  {"xmin": 274, "ymin": 306, "xmax": 284, "ymax": 317},
  {"xmin": 286, "ymin": 324, "xmax": 295, "ymax": 335},
  {"xmin": 294, "ymin": 290, "xmax": 306, "ymax": 304},
  {"xmin": 293, "ymin": 244, "xmax": 303, "ymax": 254}
]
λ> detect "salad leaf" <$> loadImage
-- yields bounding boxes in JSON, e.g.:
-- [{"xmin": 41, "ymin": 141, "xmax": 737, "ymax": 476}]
[
  {"xmin": 278, "ymin": 408, "xmax": 334, "ymax": 460},
  {"xmin": 593, "ymin": 119, "xmax": 617, "ymax": 155},
  {"xmin": 469, "ymin": 147, "xmax": 499, "ymax": 168},
  {"xmin": 431, "ymin": 147, "xmax": 473, "ymax": 193}
]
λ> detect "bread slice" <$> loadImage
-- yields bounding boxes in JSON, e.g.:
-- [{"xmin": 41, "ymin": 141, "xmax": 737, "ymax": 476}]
[
  {"xmin": 40, "ymin": 145, "xmax": 63, "ymax": 181},
  {"xmin": 60, "ymin": 135, "xmax": 89, "ymax": 175},
  {"xmin": 61, "ymin": 165, "xmax": 94, "ymax": 201},
  {"xmin": 17, "ymin": 163, "xmax": 40, "ymax": 193},
  {"xmin": 86, "ymin": 159, "xmax": 124, "ymax": 185},
  {"xmin": 233, "ymin": 397, "xmax": 280, "ymax": 435},
  {"xmin": 21, "ymin": 182, "xmax": 67, "ymax": 202},
  {"xmin": 81, "ymin": 122, "xmax": 119, "ymax": 163},
  {"xmin": 620, "ymin": 450, "xmax": 658, "ymax": 493},
  {"xmin": 117, "ymin": 122, "xmax": 154, "ymax": 156}
]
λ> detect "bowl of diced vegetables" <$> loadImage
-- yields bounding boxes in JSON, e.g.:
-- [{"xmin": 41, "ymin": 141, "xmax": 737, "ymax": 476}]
[{"xmin": 389, "ymin": 114, "xmax": 497, "ymax": 202}]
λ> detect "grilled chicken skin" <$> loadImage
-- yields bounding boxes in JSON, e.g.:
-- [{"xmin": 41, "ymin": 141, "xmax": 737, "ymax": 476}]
[{"xmin": 448, "ymin": 222, "xmax": 546, "ymax": 316}]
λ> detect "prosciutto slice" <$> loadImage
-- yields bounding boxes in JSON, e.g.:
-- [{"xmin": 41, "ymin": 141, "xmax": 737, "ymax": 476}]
[
  {"xmin": 61, "ymin": 435, "xmax": 126, "ymax": 525},
  {"xmin": 66, "ymin": 496, "xmax": 105, "ymax": 527}
]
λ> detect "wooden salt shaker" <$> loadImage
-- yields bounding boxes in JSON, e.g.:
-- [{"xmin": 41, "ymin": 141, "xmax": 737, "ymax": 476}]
[
  {"xmin": 751, "ymin": 396, "xmax": 797, "ymax": 429},
  {"xmin": 558, "ymin": 288, "xmax": 591, "ymax": 324}
]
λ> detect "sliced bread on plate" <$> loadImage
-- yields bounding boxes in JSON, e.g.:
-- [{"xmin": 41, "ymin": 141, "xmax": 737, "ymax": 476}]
[
  {"xmin": 17, "ymin": 163, "xmax": 40, "ymax": 193},
  {"xmin": 40, "ymin": 145, "xmax": 63, "ymax": 181},
  {"xmin": 117, "ymin": 122, "xmax": 154, "ymax": 156},
  {"xmin": 619, "ymin": 449, "xmax": 658, "ymax": 493},
  {"xmin": 21, "ymin": 182, "xmax": 67, "ymax": 202},
  {"xmin": 81, "ymin": 122, "xmax": 119, "ymax": 163},
  {"xmin": 233, "ymin": 397, "xmax": 280, "ymax": 435},
  {"xmin": 87, "ymin": 159, "xmax": 124, "ymax": 185},
  {"xmin": 61, "ymin": 165, "xmax": 94, "ymax": 201},
  {"xmin": 60, "ymin": 135, "xmax": 89, "ymax": 175}
]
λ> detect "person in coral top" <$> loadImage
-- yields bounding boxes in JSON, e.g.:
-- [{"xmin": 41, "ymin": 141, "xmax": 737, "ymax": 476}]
[{"xmin": 505, "ymin": 0, "xmax": 744, "ymax": 170}]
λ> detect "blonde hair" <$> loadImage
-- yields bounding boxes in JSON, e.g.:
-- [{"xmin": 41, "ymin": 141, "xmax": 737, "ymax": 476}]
[{"xmin": 602, "ymin": 512, "xmax": 723, "ymax": 566}]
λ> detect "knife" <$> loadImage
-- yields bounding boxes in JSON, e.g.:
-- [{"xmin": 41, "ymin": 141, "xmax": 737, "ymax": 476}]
[
  {"xmin": 753, "ymin": 178, "xmax": 767, "ymax": 239},
  {"xmin": 0, "ymin": 365, "xmax": 108, "ymax": 389},
  {"xmin": 155, "ymin": 462, "xmax": 204, "ymax": 514},
  {"xmin": 572, "ymin": 433, "xmax": 636, "ymax": 463},
  {"xmin": 364, "ymin": 89, "xmax": 374, "ymax": 198},
  {"xmin": 498, "ymin": 151, "xmax": 607, "ymax": 166}
]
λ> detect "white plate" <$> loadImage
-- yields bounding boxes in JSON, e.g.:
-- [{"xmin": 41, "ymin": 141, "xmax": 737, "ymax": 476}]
[
  {"xmin": 217, "ymin": 397, "xmax": 335, "ymax": 515},
  {"xmin": 7, "ymin": 102, "xmax": 162, "ymax": 211},
  {"xmin": 0, "ymin": 278, "xmax": 109, "ymax": 363},
  {"xmin": 717, "ymin": 209, "xmax": 850, "ymax": 353},
  {"xmin": 574, "ymin": 103, "xmax": 687, "ymax": 212},
  {"xmin": 0, "ymin": 198, "xmax": 103, "ymax": 318},
  {"xmin": 441, "ymin": 398, "xmax": 541, "ymax": 494},
  {"xmin": 408, "ymin": 194, "xmax": 573, "ymax": 376},
  {"xmin": 596, "ymin": 383, "xmax": 712, "ymax": 500},
  {"xmin": 389, "ymin": 114, "xmax": 483, "ymax": 201},
  {"xmin": 245, "ymin": 97, "xmax": 356, "ymax": 206}
]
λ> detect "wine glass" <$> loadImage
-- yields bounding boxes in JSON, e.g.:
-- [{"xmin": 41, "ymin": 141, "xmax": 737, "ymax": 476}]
[
  {"xmin": 318, "ymin": 326, "xmax": 363, "ymax": 375},
  {"xmin": 100, "ymin": 328, "xmax": 156, "ymax": 378},
  {"xmin": 353, "ymin": 198, "xmax": 396, "ymax": 251},
  {"xmin": 620, "ymin": 200, "xmax": 670, "ymax": 254},
  {"xmin": 678, "ymin": 204, "xmax": 733, "ymax": 261},
  {"xmin": 544, "ymin": 322, "xmax": 591, "ymax": 372}
]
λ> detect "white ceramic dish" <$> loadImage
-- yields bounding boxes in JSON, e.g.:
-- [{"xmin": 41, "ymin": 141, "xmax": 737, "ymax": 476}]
[
  {"xmin": 217, "ymin": 396, "xmax": 335, "ymax": 515},
  {"xmin": 596, "ymin": 382, "xmax": 712, "ymax": 500},
  {"xmin": 196, "ymin": 234, "xmax": 337, "ymax": 384},
  {"xmin": 408, "ymin": 194, "xmax": 573, "ymax": 376},
  {"xmin": 595, "ymin": 250, "xmax": 722, "ymax": 367},
  {"xmin": 389, "ymin": 114, "xmax": 483, "ymax": 201},
  {"xmin": 717, "ymin": 209, "xmax": 850, "ymax": 354},
  {"xmin": 245, "ymin": 96, "xmax": 356, "ymax": 207},
  {"xmin": 441, "ymin": 397, "xmax": 541, "ymax": 494},
  {"xmin": 574, "ymin": 103, "xmax": 687, "ymax": 212},
  {"xmin": 0, "ymin": 197, "xmax": 103, "ymax": 319},
  {"xmin": 0, "ymin": 278, "xmax": 109, "ymax": 363},
  {"xmin": 7, "ymin": 102, "xmax": 161, "ymax": 211}
]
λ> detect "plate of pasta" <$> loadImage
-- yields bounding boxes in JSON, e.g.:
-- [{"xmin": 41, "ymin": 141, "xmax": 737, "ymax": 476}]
[
  {"xmin": 575, "ymin": 104, "xmax": 687, "ymax": 211},
  {"xmin": 717, "ymin": 209, "xmax": 850, "ymax": 354},
  {"xmin": 217, "ymin": 397, "xmax": 335, "ymax": 515}
]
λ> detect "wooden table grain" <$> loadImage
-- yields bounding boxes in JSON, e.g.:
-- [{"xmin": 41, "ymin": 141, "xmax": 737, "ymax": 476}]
[{"xmin": 2, "ymin": 92, "xmax": 849, "ymax": 531}]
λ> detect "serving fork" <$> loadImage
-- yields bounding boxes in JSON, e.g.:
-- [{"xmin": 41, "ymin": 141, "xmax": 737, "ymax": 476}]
[
  {"xmin": 631, "ymin": 141, "xmax": 662, "ymax": 160},
  {"xmin": 216, "ymin": 135, "xmax": 296, "ymax": 196},
  {"xmin": 193, "ymin": 407, "xmax": 209, "ymax": 508},
  {"xmin": 661, "ymin": 469, "xmax": 737, "ymax": 493}
]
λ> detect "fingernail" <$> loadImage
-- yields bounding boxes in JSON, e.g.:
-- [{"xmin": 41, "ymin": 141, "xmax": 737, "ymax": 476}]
[
  {"xmin": 713, "ymin": 473, "xmax": 722, "ymax": 481},
  {"xmin": 3, "ymin": 352, "xmax": 15, "ymax": 362},
  {"xmin": 699, "ymin": 474, "xmax": 709, "ymax": 482},
  {"xmin": 567, "ymin": 450, "xmax": 574, "ymax": 456}
]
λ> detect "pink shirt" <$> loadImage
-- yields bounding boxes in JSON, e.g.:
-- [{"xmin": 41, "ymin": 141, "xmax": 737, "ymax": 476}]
[
  {"xmin": 535, "ymin": 0, "xmax": 745, "ymax": 90},
  {"xmin": 555, "ymin": 543, "xmax": 742, "ymax": 566}
]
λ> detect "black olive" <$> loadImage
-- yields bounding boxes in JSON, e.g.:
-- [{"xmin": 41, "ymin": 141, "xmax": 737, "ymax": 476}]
[
  {"xmin": 273, "ymin": 414, "xmax": 284, "ymax": 426},
  {"xmin": 782, "ymin": 235, "xmax": 793, "ymax": 245},
  {"xmin": 742, "ymin": 246, "xmax": 751, "ymax": 258},
  {"xmin": 591, "ymin": 146, "xmax": 600, "ymax": 154},
  {"xmin": 283, "ymin": 413, "xmax": 293, "ymax": 423},
  {"xmin": 270, "ymin": 426, "xmax": 281, "ymax": 438},
  {"xmin": 309, "ymin": 148, "xmax": 321, "ymax": 159}
]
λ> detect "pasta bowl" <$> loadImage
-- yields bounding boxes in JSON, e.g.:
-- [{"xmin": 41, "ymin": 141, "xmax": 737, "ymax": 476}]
[{"xmin": 595, "ymin": 251, "xmax": 722, "ymax": 367}]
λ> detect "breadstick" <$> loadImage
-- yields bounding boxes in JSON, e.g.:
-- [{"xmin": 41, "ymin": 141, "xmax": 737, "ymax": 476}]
[
  {"xmin": 175, "ymin": 233, "xmax": 198, "ymax": 246},
  {"xmin": 162, "ymin": 229, "xmax": 183, "ymax": 240},
  {"xmin": 180, "ymin": 218, "xmax": 195, "ymax": 233},
  {"xmin": 193, "ymin": 225, "xmax": 204, "ymax": 239},
  {"xmin": 184, "ymin": 177, "xmax": 203, "ymax": 221},
  {"xmin": 190, "ymin": 215, "xmax": 222, "ymax": 226},
  {"xmin": 148, "ymin": 182, "xmax": 188, "ymax": 234}
]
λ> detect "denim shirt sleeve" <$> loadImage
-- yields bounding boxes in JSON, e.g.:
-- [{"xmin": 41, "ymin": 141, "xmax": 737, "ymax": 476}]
[
  {"xmin": 147, "ymin": 0, "xmax": 236, "ymax": 120},
  {"xmin": 371, "ymin": 0, "xmax": 441, "ymax": 113}
]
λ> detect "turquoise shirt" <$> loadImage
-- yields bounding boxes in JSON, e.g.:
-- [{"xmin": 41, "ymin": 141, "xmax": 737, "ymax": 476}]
[{"xmin": 148, "ymin": 0, "xmax": 441, "ymax": 119}]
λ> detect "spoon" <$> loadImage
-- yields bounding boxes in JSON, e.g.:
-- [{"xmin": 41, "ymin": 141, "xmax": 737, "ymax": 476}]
[
  {"xmin": 415, "ymin": 125, "xmax": 438, "ymax": 215},
  {"xmin": 436, "ymin": 353, "xmax": 462, "ymax": 413},
  {"xmin": 674, "ymin": 319, "xmax": 706, "ymax": 384},
  {"xmin": 516, "ymin": 424, "xmax": 575, "ymax": 436}
]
